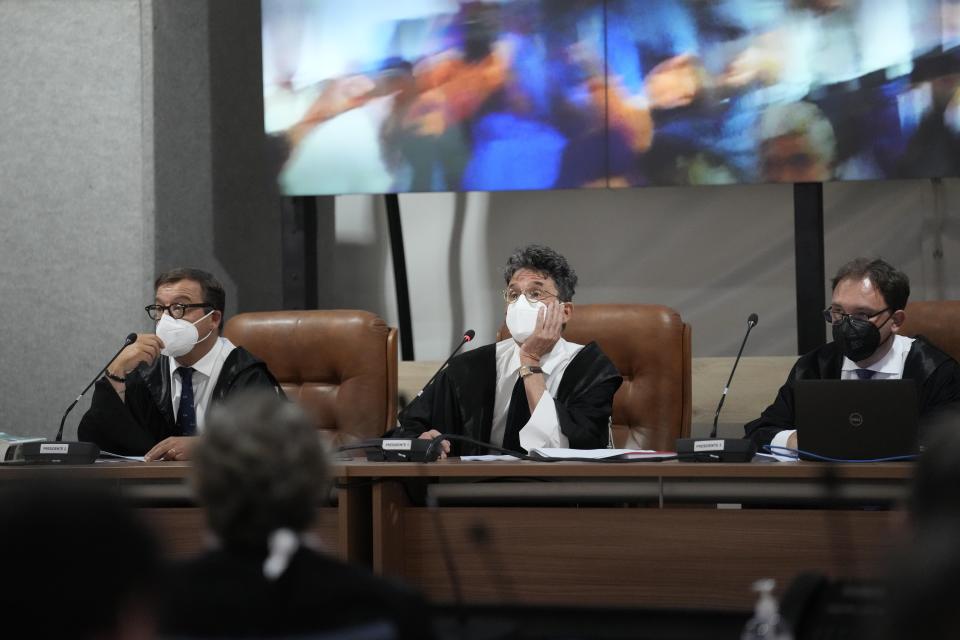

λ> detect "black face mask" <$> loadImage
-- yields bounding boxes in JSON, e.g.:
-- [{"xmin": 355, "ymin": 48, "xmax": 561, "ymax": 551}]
[{"xmin": 832, "ymin": 313, "xmax": 892, "ymax": 362}]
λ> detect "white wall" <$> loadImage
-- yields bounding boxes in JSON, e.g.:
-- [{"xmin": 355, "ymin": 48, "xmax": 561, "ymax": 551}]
[{"xmin": 329, "ymin": 178, "xmax": 960, "ymax": 360}]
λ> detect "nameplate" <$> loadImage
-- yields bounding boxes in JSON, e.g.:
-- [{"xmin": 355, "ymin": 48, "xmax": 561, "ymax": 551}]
[
  {"xmin": 39, "ymin": 443, "xmax": 70, "ymax": 454},
  {"xmin": 381, "ymin": 440, "xmax": 413, "ymax": 451},
  {"xmin": 693, "ymin": 440, "xmax": 725, "ymax": 452}
]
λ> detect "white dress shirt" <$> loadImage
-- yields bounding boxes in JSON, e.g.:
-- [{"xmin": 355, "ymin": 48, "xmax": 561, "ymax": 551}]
[
  {"xmin": 169, "ymin": 336, "xmax": 237, "ymax": 434},
  {"xmin": 489, "ymin": 337, "xmax": 585, "ymax": 451},
  {"xmin": 771, "ymin": 334, "xmax": 916, "ymax": 454}
]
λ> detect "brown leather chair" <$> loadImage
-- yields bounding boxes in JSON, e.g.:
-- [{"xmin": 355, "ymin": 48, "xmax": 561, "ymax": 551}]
[
  {"xmin": 901, "ymin": 300, "xmax": 960, "ymax": 362},
  {"xmin": 224, "ymin": 310, "xmax": 398, "ymax": 445},
  {"xmin": 498, "ymin": 304, "xmax": 691, "ymax": 450}
]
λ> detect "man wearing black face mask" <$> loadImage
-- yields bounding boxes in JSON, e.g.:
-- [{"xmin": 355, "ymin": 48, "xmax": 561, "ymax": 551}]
[{"xmin": 745, "ymin": 258, "xmax": 960, "ymax": 453}]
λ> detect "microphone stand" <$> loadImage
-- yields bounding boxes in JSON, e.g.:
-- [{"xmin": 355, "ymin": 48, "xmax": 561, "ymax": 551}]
[
  {"xmin": 394, "ymin": 330, "xmax": 475, "ymax": 428},
  {"xmin": 55, "ymin": 333, "xmax": 137, "ymax": 442},
  {"xmin": 710, "ymin": 314, "xmax": 758, "ymax": 438},
  {"xmin": 676, "ymin": 314, "xmax": 759, "ymax": 462},
  {"xmin": 22, "ymin": 333, "xmax": 137, "ymax": 464}
]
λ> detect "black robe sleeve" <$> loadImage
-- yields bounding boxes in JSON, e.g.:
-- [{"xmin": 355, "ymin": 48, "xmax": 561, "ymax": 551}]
[
  {"xmin": 77, "ymin": 373, "xmax": 171, "ymax": 456},
  {"xmin": 552, "ymin": 342, "xmax": 623, "ymax": 449},
  {"xmin": 395, "ymin": 345, "xmax": 496, "ymax": 455},
  {"xmin": 743, "ymin": 361, "xmax": 803, "ymax": 451},
  {"xmin": 211, "ymin": 360, "xmax": 285, "ymax": 400},
  {"xmin": 395, "ymin": 367, "xmax": 462, "ymax": 438},
  {"xmin": 914, "ymin": 349, "xmax": 960, "ymax": 440},
  {"xmin": 743, "ymin": 345, "xmax": 840, "ymax": 451}
]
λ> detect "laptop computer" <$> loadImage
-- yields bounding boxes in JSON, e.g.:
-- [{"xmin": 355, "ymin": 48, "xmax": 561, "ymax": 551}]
[{"xmin": 795, "ymin": 379, "xmax": 919, "ymax": 460}]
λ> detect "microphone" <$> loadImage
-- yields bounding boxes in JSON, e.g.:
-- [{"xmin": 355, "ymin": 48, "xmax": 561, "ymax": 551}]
[
  {"xmin": 677, "ymin": 314, "xmax": 759, "ymax": 463},
  {"xmin": 710, "ymin": 313, "xmax": 758, "ymax": 438},
  {"xmin": 339, "ymin": 437, "xmax": 443, "ymax": 463},
  {"xmin": 395, "ymin": 330, "xmax": 475, "ymax": 424},
  {"xmin": 21, "ymin": 333, "xmax": 137, "ymax": 464}
]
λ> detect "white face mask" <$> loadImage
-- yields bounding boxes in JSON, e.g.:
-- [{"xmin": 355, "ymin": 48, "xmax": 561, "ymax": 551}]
[
  {"xmin": 505, "ymin": 296, "xmax": 544, "ymax": 344},
  {"xmin": 156, "ymin": 310, "xmax": 214, "ymax": 358}
]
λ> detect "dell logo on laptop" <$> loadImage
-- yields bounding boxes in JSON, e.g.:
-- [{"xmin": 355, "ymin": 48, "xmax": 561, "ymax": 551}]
[{"xmin": 848, "ymin": 412, "xmax": 864, "ymax": 427}]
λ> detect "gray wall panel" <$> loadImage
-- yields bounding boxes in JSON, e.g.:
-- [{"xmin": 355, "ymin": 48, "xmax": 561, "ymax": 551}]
[
  {"xmin": 0, "ymin": 0, "xmax": 153, "ymax": 438},
  {"xmin": 153, "ymin": 0, "xmax": 282, "ymax": 318}
]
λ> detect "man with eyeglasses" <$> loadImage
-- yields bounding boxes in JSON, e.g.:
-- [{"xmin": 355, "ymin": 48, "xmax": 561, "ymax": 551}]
[
  {"xmin": 745, "ymin": 257, "xmax": 960, "ymax": 453},
  {"xmin": 398, "ymin": 245, "xmax": 622, "ymax": 457},
  {"xmin": 78, "ymin": 268, "xmax": 282, "ymax": 461}
]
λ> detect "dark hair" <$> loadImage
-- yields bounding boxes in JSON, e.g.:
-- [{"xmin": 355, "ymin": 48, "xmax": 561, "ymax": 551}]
[
  {"xmin": 503, "ymin": 244, "xmax": 578, "ymax": 302},
  {"xmin": 909, "ymin": 426, "xmax": 960, "ymax": 527},
  {"xmin": 886, "ymin": 426, "xmax": 960, "ymax": 638},
  {"xmin": 193, "ymin": 391, "xmax": 328, "ymax": 551},
  {"xmin": 0, "ymin": 481, "xmax": 160, "ymax": 639},
  {"xmin": 831, "ymin": 258, "xmax": 910, "ymax": 311},
  {"xmin": 155, "ymin": 267, "xmax": 226, "ymax": 329}
]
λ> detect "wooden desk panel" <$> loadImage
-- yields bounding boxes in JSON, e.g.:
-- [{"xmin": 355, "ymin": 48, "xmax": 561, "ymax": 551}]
[
  {"xmin": 339, "ymin": 459, "xmax": 913, "ymax": 483},
  {"xmin": 393, "ymin": 507, "xmax": 896, "ymax": 610},
  {"xmin": 359, "ymin": 460, "xmax": 911, "ymax": 611}
]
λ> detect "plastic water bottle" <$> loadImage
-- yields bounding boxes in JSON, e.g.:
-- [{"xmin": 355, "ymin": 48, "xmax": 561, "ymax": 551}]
[{"xmin": 741, "ymin": 579, "xmax": 793, "ymax": 640}]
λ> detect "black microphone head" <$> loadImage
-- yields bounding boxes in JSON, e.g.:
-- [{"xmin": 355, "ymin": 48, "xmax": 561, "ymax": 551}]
[
  {"xmin": 124, "ymin": 332, "xmax": 138, "ymax": 345},
  {"xmin": 747, "ymin": 313, "xmax": 759, "ymax": 327},
  {"xmin": 463, "ymin": 329, "xmax": 475, "ymax": 342}
]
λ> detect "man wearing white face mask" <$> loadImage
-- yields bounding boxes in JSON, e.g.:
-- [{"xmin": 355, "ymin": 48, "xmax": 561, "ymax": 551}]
[
  {"xmin": 398, "ymin": 245, "xmax": 622, "ymax": 456},
  {"xmin": 78, "ymin": 268, "xmax": 282, "ymax": 460}
]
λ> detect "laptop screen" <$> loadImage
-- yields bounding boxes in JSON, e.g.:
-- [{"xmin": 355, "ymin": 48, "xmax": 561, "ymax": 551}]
[{"xmin": 795, "ymin": 379, "xmax": 919, "ymax": 461}]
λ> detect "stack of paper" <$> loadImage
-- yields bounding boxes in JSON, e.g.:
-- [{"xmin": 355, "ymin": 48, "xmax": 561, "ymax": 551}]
[{"xmin": 530, "ymin": 448, "xmax": 676, "ymax": 461}]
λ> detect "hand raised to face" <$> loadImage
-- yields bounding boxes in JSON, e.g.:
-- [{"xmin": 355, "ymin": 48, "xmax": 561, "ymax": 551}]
[
  {"xmin": 519, "ymin": 301, "xmax": 565, "ymax": 361},
  {"xmin": 109, "ymin": 334, "xmax": 165, "ymax": 379}
]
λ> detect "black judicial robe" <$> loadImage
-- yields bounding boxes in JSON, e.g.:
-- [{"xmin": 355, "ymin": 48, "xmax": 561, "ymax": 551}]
[
  {"xmin": 744, "ymin": 336, "xmax": 960, "ymax": 450},
  {"xmin": 160, "ymin": 546, "xmax": 430, "ymax": 639},
  {"xmin": 398, "ymin": 341, "xmax": 622, "ymax": 455},
  {"xmin": 78, "ymin": 347, "xmax": 282, "ymax": 455}
]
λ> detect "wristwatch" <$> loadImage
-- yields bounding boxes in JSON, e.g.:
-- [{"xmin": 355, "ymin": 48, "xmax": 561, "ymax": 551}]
[{"xmin": 518, "ymin": 365, "xmax": 543, "ymax": 379}]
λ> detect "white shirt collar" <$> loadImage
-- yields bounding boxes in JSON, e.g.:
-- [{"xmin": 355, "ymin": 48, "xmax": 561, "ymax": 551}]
[
  {"xmin": 170, "ymin": 336, "xmax": 233, "ymax": 379},
  {"xmin": 840, "ymin": 334, "xmax": 914, "ymax": 375}
]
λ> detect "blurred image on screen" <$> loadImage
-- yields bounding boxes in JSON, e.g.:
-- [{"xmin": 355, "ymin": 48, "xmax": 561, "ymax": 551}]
[{"xmin": 262, "ymin": 0, "xmax": 960, "ymax": 195}]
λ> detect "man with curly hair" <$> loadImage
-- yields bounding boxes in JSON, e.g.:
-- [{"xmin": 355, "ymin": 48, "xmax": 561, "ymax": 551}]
[{"xmin": 399, "ymin": 244, "xmax": 622, "ymax": 456}]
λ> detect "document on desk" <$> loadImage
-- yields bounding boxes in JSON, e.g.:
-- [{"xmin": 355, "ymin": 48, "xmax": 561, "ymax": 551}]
[
  {"xmin": 460, "ymin": 449, "xmax": 677, "ymax": 461},
  {"xmin": 530, "ymin": 448, "xmax": 676, "ymax": 461},
  {"xmin": 97, "ymin": 451, "xmax": 146, "ymax": 462}
]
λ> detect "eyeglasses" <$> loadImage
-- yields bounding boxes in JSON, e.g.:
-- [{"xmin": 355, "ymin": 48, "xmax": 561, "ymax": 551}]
[
  {"xmin": 502, "ymin": 287, "xmax": 560, "ymax": 304},
  {"xmin": 145, "ymin": 302, "xmax": 212, "ymax": 321},
  {"xmin": 822, "ymin": 306, "xmax": 890, "ymax": 325}
]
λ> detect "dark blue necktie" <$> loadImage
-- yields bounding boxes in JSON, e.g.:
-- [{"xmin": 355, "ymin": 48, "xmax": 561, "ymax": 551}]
[
  {"xmin": 176, "ymin": 367, "xmax": 197, "ymax": 435},
  {"xmin": 853, "ymin": 369, "xmax": 876, "ymax": 380}
]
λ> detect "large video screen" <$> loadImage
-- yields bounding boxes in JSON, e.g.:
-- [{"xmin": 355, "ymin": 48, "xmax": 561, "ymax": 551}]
[{"xmin": 262, "ymin": 0, "xmax": 960, "ymax": 194}]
